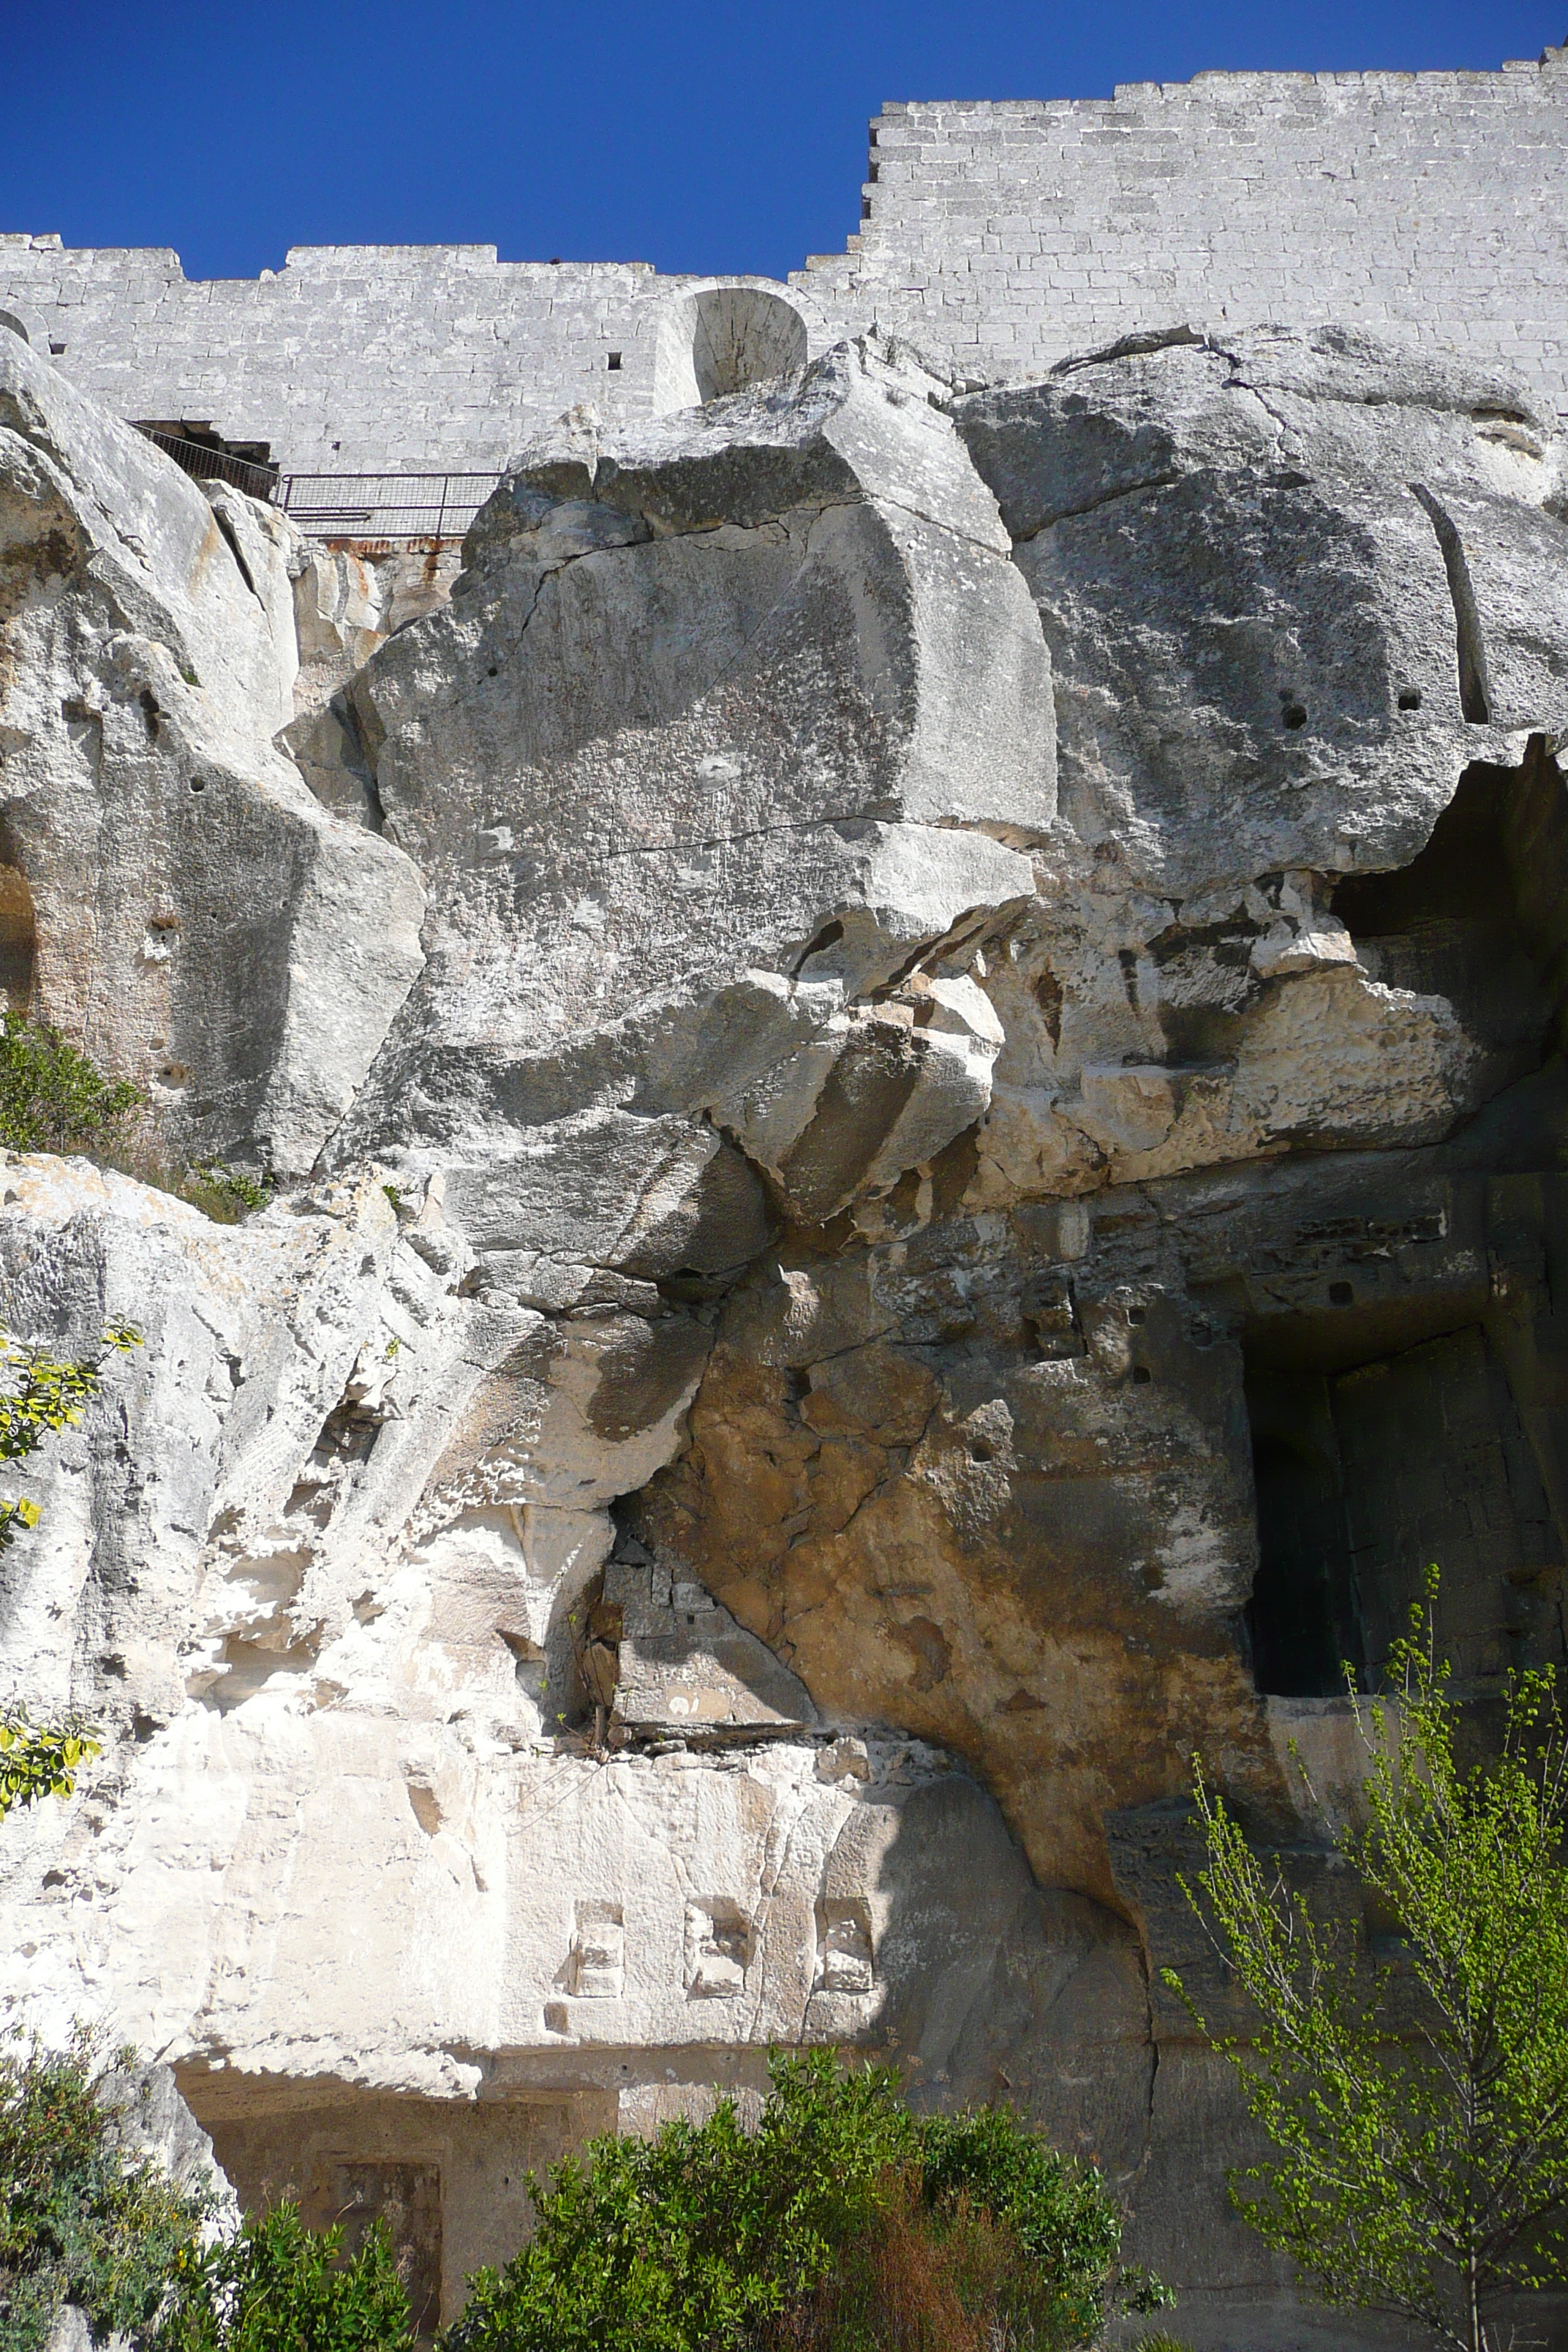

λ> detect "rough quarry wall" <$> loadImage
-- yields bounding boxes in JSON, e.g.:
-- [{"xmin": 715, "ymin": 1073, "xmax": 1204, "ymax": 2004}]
[
  {"xmin": 3, "ymin": 44, "xmax": 1567, "ymax": 478},
  {"xmin": 4, "ymin": 279, "xmax": 1568, "ymax": 2351}
]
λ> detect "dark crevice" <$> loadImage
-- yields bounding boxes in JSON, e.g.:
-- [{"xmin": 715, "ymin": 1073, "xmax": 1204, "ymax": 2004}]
[
  {"xmin": 1410, "ymin": 483, "xmax": 1493, "ymax": 723},
  {"xmin": 209, "ymin": 502, "xmax": 260, "ymax": 604}
]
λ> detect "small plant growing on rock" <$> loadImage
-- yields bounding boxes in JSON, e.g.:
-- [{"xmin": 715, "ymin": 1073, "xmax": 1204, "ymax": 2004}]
[
  {"xmin": 0, "ymin": 1014, "xmax": 143, "ymax": 1156},
  {"xmin": 0, "ymin": 1319, "xmax": 142, "ymax": 1551},
  {"xmin": 0, "ymin": 1711, "xmax": 102, "ymax": 1823},
  {"xmin": 178, "ymin": 1163, "xmax": 271, "ymax": 1222}
]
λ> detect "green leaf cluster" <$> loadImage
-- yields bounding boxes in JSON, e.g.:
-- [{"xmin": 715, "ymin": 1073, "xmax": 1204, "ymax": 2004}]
[
  {"xmin": 0, "ymin": 1320, "xmax": 141, "ymax": 1558},
  {"xmin": 916, "ymin": 2106, "xmax": 1167, "ymax": 2345},
  {"xmin": 1168, "ymin": 1572, "xmax": 1568, "ymax": 2352},
  {"xmin": 0, "ymin": 1711, "xmax": 102, "ymax": 1822},
  {"xmin": 445, "ymin": 2050, "xmax": 1157, "ymax": 2352},
  {"xmin": 161, "ymin": 2204, "xmax": 413, "ymax": 2352},
  {"xmin": 0, "ymin": 1015, "xmax": 143, "ymax": 1156},
  {"xmin": 178, "ymin": 1165, "xmax": 271, "ymax": 1222},
  {"xmin": 0, "ymin": 2028, "xmax": 214, "ymax": 2352}
]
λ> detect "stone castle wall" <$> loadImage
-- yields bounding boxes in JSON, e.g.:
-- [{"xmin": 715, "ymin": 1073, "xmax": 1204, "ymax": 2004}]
[
  {"xmin": 3, "ymin": 46, "xmax": 1567, "ymax": 475},
  {"xmin": 798, "ymin": 48, "xmax": 1568, "ymax": 418}
]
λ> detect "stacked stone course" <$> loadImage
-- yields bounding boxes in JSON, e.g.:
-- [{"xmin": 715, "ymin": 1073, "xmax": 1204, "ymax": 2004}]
[{"xmin": 799, "ymin": 50, "xmax": 1568, "ymax": 414}]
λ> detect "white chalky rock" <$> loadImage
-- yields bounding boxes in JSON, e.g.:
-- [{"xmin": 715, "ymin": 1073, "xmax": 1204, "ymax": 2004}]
[{"xmin": 0, "ymin": 333, "xmax": 426, "ymax": 1173}]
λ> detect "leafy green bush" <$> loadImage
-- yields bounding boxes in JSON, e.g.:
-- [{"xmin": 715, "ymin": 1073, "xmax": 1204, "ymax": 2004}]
[
  {"xmin": 449, "ymin": 2051, "xmax": 912, "ymax": 2352},
  {"xmin": 0, "ymin": 2028, "xmax": 213, "ymax": 2352},
  {"xmin": 916, "ymin": 2106, "xmax": 1166, "ymax": 2346},
  {"xmin": 0, "ymin": 1016, "xmax": 271, "ymax": 1225},
  {"xmin": 772, "ymin": 2103, "xmax": 1170, "ymax": 2352},
  {"xmin": 0, "ymin": 1015, "xmax": 143, "ymax": 1155},
  {"xmin": 162, "ymin": 2204, "xmax": 413, "ymax": 2352},
  {"xmin": 445, "ymin": 2051, "xmax": 1163, "ymax": 2352}
]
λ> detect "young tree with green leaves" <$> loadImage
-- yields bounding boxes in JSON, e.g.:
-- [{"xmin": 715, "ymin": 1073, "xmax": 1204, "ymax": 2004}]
[{"xmin": 1167, "ymin": 1574, "xmax": 1568, "ymax": 2352}]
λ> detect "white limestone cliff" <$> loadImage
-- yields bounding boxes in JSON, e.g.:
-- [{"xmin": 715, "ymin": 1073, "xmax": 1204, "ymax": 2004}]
[{"xmin": 3, "ymin": 320, "xmax": 1568, "ymax": 2348}]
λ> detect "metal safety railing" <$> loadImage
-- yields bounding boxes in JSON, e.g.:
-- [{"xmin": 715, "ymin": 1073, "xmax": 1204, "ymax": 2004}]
[
  {"xmin": 135, "ymin": 426, "xmax": 281, "ymax": 502},
  {"xmin": 278, "ymin": 471, "xmax": 503, "ymax": 545}
]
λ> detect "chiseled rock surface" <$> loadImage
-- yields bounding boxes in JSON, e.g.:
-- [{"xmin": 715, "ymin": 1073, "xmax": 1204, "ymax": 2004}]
[
  {"xmin": 3, "ymin": 329, "xmax": 1568, "ymax": 2346},
  {"xmin": 325, "ymin": 339, "xmax": 1052, "ymax": 1284},
  {"xmin": 0, "ymin": 333, "xmax": 426, "ymax": 1172}
]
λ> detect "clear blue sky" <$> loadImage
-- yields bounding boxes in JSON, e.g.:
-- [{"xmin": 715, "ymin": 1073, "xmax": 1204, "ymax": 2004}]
[{"xmin": 4, "ymin": 1, "xmax": 1561, "ymax": 284}]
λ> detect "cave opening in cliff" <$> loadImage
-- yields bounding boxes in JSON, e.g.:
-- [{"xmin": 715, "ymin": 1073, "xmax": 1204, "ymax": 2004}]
[
  {"xmin": 1243, "ymin": 1299, "xmax": 1566, "ymax": 1697},
  {"xmin": 1244, "ymin": 1360, "xmax": 1365, "ymax": 1697},
  {"xmin": 1332, "ymin": 756, "xmax": 1558, "ymax": 1088},
  {"xmin": 1333, "ymin": 745, "xmax": 1568, "ymax": 1098}
]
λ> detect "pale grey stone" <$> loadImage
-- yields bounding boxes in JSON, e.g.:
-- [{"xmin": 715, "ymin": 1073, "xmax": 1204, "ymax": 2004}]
[{"xmin": 0, "ymin": 334, "xmax": 427, "ymax": 1174}]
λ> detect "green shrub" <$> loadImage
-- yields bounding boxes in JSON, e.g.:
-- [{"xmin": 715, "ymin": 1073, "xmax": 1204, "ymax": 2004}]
[
  {"xmin": 176, "ymin": 1164, "xmax": 271, "ymax": 1224},
  {"xmin": 772, "ymin": 2104, "xmax": 1171, "ymax": 2352},
  {"xmin": 448, "ymin": 2051, "xmax": 913, "ymax": 2352},
  {"xmin": 162, "ymin": 2204, "xmax": 413, "ymax": 2352},
  {"xmin": 0, "ymin": 1016, "xmax": 143, "ymax": 1156},
  {"xmin": 0, "ymin": 1016, "xmax": 271, "ymax": 1226},
  {"xmin": 0, "ymin": 2028, "xmax": 213, "ymax": 2352},
  {"xmin": 444, "ymin": 2051, "xmax": 1164, "ymax": 2352}
]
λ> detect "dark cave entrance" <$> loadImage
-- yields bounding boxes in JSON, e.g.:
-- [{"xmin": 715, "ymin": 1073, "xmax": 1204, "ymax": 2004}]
[
  {"xmin": 1332, "ymin": 755, "xmax": 1557, "ymax": 1093},
  {"xmin": 1243, "ymin": 1313, "xmax": 1564, "ymax": 1697},
  {"xmin": 1245, "ymin": 1387, "xmax": 1363, "ymax": 1699},
  {"xmin": 1240, "ymin": 741, "xmax": 1568, "ymax": 1697}
]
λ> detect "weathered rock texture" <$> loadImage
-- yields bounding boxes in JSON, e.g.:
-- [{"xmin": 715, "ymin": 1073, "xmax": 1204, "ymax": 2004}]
[
  {"xmin": 2, "ymin": 314, "xmax": 1568, "ymax": 2351},
  {"xmin": 0, "ymin": 335, "xmax": 426, "ymax": 1170}
]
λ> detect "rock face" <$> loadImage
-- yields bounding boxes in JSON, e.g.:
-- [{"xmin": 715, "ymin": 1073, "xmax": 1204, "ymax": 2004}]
[
  {"xmin": 0, "ymin": 333, "xmax": 425, "ymax": 1172},
  {"xmin": 2, "ymin": 323, "xmax": 1568, "ymax": 2348}
]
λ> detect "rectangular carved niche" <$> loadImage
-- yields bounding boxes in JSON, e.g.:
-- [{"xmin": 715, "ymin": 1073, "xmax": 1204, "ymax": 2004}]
[
  {"xmin": 685, "ymin": 1898, "xmax": 751, "ymax": 1998},
  {"xmin": 815, "ymin": 1896, "xmax": 874, "ymax": 1995},
  {"xmin": 570, "ymin": 1901, "xmax": 625, "ymax": 1997},
  {"xmin": 308, "ymin": 2162, "xmax": 442, "ymax": 2340}
]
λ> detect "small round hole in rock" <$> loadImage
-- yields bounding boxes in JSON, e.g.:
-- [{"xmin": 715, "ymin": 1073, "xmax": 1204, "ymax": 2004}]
[
  {"xmin": 1131, "ymin": 1364, "xmax": 1153, "ymax": 1384},
  {"xmin": 1398, "ymin": 689, "xmax": 1422, "ymax": 711},
  {"xmin": 1329, "ymin": 1280, "xmax": 1354, "ymax": 1306},
  {"xmin": 1127, "ymin": 1305, "xmax": 1146, "ymax": 1325},
  {"xmin": 189, "ymin": 777, "xmax": 206, "ymax": 793},
  {"xmin": 1281, "ymin": 701, "xmax": 1308, "ymax": 730}
]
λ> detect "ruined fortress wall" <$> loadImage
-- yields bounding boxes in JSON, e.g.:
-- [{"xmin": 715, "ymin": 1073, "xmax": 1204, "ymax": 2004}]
[
  {"xmin": 0, "ymin": 239, "xmax": 701, "ymax": 475},
  {"xmin": 799, "ymin": 50, "xmax": 1568, "ymax": 418},
  {"xmin": 2, "ymin": 48, "xmax": 1566, "ymax": 475}
]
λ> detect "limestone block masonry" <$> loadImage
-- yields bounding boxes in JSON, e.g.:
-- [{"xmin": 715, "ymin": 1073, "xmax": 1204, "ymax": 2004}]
[{"xmin": 2, "ymin": 45, "xmax": 1566, "ymax": 473}]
